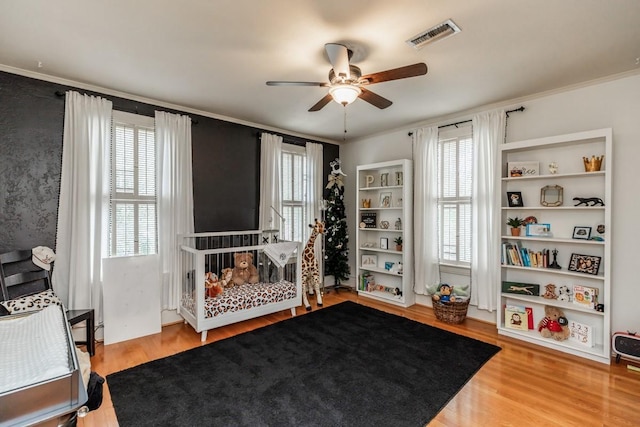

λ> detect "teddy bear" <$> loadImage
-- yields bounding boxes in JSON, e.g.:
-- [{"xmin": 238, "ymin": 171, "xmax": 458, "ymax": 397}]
[
  {"xmin": 537, "ymin": 305, "xmax": 570, "ymax": 341},
  {"xmin": 557, "ymin": 285, "xmax": 572, "ymax": 302},
  {"xmin": 219, "ymin": 267, "xmax": 234, "ymax": 288},
  {"xmin": 204, "ymin": 272, "xmax": 224, "ymax": 298},
  {"xmin": 542, "ymin": 283, "xmax": 557, "ymax": 299},
  {"xmin": 231, "ymin": 252, "xmax": 259, "ymax": 286},
  {"xmin": 432, "ymin": 283, "xmax": 456, "ymax": 303}
]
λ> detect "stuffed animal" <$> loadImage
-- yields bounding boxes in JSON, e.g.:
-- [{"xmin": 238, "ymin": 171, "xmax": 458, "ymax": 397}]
[
  {"xmin": 219, "ymin": 268, "xmax": 234, "ymax": 288},
  {"xmin": 542, "ymin": 283, "xmax": 558, "ymax": 299},
  {"xmin": 432, "ymin": 283, "xmax": 456, "ymax": 303},
  {"xmin": 537, "ymin": 305, "xmax": 570, "ymax": 341},
  {"xmin": 231, "ymin": 252, "xmax": 259, "ymax": 286},
  {"xmin": 557, "ymin": 285, "xmax": 572, "ymax": 302},
  {"xmin": 205, "ymin": 272, "xmax": 224, "ymax": 298}
]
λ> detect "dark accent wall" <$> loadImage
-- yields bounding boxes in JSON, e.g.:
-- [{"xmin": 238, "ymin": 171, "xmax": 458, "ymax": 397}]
[{"xmin": 0, "ymin": 71, "xmax": 339, "ymax": 253}]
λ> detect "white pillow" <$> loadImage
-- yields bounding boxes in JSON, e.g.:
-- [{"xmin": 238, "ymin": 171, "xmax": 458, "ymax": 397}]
[{"xmin": 0, "ymin": 290, "xmax": 63, "ymax": 313}]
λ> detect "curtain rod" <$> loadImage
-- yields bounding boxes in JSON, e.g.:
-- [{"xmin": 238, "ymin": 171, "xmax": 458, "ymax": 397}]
[
  {"xmin": 407, "ymin": 106, "xmax": 525, "ymax": 136},
  {"xmin": 54, "ymin": 90, "xmax": 199, "ymax": 125}
]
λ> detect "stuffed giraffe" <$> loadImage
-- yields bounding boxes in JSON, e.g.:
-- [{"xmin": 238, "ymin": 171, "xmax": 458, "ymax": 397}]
[{"xmin": 302, "ymin": 219, "xmax": 324, "ymax": 311}]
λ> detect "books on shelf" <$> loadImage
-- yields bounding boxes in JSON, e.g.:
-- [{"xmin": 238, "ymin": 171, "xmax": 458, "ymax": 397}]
[
  {"xmin": 573, "ymin": 285, "xmax": 599, "ymax": 309},
  {"xmin": 501, "ymin": 242, "xmax": 551, "ymax": 268},
  {"xmin": 360, "ymin": 272, "xmax": 375, "ymax": 292},
  {"xmin": 568, "ymin": 320, "xmax": 594, "ymax": 347},
  {"xmin": 504, "ymin": 305, "xmax": 531, "ymax": 331}
]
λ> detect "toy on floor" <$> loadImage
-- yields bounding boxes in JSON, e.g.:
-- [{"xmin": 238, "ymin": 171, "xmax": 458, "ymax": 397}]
[
  {"xmin": 432, "ymin": 283, "xmax": 456, "ymax": 303},
  {"xmin": 302, "ymin": 219, "xmax": 324, "ymax": 311},
  {"xmin": 537, "ymin": 305, "xmax": 570, "ymax": 341}
]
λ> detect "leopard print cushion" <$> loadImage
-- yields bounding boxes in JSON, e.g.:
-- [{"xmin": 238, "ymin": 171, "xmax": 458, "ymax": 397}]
[
  {"xmin": 182, "ymin": 280, "xmax": 297, "ymax": 319},
  {"xmin": 0, "ymin": 289, "xmax": 63, "ymax": 313}
]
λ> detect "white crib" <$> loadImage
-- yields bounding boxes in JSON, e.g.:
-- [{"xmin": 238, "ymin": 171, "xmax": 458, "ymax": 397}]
[{"xmin": 179, "ymin": 231, "xmax": 302, "ymax": 341}]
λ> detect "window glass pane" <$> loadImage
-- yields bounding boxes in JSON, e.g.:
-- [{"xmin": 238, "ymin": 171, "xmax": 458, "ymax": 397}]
[
  {"xmin": 459, "ymin": 137, "xmax": 473, "ymax": 198},
  {"xmin": 138, "ymin": 128, "xmax": 155, "ymax": 197},
  {"xmin": 115, "ymin": 203, "xmax": 135, "ymax": 256},
  {"xmin": 115, "ymin": 125, "xmax": 135, "ymax": 194},
  {"xmin": 282, "ymin": 153, "xmax": 292, "ymax": 201},
  {"xmin": 138, "ymin": 203, "xmax": 156, "ymax": 255}
]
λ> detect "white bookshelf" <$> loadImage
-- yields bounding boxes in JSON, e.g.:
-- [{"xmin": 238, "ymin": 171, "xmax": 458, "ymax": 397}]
[
  {"xmin": 356, "ymin": 159, "xmax": 414, "ymax": 307},
  {"xmin": 498, "ymin": 128, "xmax": 612, "ymax": 364}
]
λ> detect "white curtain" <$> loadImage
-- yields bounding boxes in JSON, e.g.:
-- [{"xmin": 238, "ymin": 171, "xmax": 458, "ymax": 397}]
[
  {"xmin": 259, "ymin": 133, "xmax": 283, "ymax": 231},
  {"xmin": 471, "ymin": 110, "xmax": 505, "ymax": 311},
  {"xmin": 53, "ymin": 91, "xmax": 112, "ymax": 322},
  {"xmin": 156, "ymin": 111, "xmax": 195, "ymax": 310},
  {"xmin": 305, "ymin": 142, "xmax": 324, "ymax": 263},
  {"xmin": 412, "ymin": 126, "xmax": 440, "ymax": 295}
]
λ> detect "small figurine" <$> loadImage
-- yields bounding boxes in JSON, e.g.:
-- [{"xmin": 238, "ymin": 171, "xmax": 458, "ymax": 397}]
[
  {"xmin": 395, "ymin": 217, "xmax": 402, "ymax": 230},
  {"xmin": 548, "ymin": 249, "xmax": 561, "ymax": 269},
  {"xmin": 549, "ymin": 162, "xmax": 558, "ymax": 174}
]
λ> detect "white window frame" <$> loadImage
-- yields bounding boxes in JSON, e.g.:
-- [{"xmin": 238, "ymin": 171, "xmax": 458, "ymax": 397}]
[
  {"xmin": 280, "ymin": 144, "xmax": 307, "ymax": 243},
  {"xmin": 437, "ymin": 125, "xmax": 473, "ymax": 267},
  {"xmin": 109, "ymin": 111, "xmax": 157, "ymax": 257}
]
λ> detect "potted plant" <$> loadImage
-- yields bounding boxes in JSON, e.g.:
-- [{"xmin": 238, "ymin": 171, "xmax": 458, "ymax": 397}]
[
  {"xmin": 506, "ymin": 217, "xmax": 524, "ymax": 236},
  {"xmin": 394, "ymin": 236, "xmax": 403, "ymax": 251}
]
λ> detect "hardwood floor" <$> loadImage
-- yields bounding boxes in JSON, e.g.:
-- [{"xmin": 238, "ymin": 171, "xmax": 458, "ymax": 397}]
[{"xmin": 79, "ymin": 291, "xmax": 640, "ymax": 427}]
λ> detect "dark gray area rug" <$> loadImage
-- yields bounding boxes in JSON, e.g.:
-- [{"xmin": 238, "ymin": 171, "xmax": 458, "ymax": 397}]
[{"xmin": 107, "ymin": 301, "xmax": 500, "ymax": 426}]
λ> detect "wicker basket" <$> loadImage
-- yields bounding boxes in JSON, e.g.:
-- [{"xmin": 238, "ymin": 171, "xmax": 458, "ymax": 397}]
[{"xmin": 432, "ymin": 297, "xmax": 470, "ymax": 324}]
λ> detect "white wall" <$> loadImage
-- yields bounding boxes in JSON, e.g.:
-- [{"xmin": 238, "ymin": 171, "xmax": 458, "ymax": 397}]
[{"xmin": 342, "ymin": 72, "xmax": 640, "ymax": 331}]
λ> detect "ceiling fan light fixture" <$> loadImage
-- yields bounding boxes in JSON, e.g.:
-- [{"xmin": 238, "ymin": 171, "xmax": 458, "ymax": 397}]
[{"xmin": 329, "ymin": 84, "xmax": 361, "ymax": 106}]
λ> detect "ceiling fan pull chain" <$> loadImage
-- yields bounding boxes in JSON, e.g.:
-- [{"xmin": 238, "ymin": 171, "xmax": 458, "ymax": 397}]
[{"xmin": 343, "ymin": 106, "xmax": 348, "ymax": 141}]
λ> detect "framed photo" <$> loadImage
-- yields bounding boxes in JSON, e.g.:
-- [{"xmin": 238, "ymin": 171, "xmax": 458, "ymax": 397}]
[
  {"xmin": 379, "ymin": 192, "xmax": 392, "ymax": 208},
  {"xmin": 526, "ymin": 223, "xmax": 551, "ymax": 237},
  {"xmin": 361, "ymin": 254, "xmax": 378, "ymax": 268},
  {"xmin": 384, "ymin": 261, "xmax": 395, "ymax": 271},
  {"xmin": 508, "ymin": 161, "xmax": 539, "ymax": 177},
  {"xmin": 507, "ymin": 191, "xmax": 524, "ymax": 207},
  {"xmin": 380, "ymin": 237, "xmax": 389, "ymax": 250},
  {"xmin": 360, "ymin": 212, "xmax": 377, "ymax": 228},
  {"xmin": 572, "ymin": 226, "xmax": 592, "ymax": 240},
  {"xmin": 568, "ymin": 253, "xmax": 601, "ymax": 276}
]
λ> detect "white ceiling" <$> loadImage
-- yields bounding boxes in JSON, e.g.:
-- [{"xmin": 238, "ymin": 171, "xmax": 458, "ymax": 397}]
[{"xmin": 1, "ymin": 0, "xmax": 639, "ymax": 142}]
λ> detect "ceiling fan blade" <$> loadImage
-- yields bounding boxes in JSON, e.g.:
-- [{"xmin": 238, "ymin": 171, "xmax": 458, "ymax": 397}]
[
  {"xmin": 360, "ymin": 63, "xmax": 428, "ymax": 85},
  {"xmin": 308, "ymin": 94, "xmax": 333, "ymax": 112},
  {"xmin": 266, "ymin": 81, "xmax": 329, "ymax": 87},
  {"xmin": 358, "ymin": 88, "xmax": 393, "ymax": 109},
  {"xmin": 325, "ymin": 43, "xmax": 350, "ymax": 80}
]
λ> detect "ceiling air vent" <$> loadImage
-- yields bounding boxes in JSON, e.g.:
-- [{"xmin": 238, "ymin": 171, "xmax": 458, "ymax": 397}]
[{"xmin": 406, "ymin": 19, "xmax": 461, "ymax": 49}]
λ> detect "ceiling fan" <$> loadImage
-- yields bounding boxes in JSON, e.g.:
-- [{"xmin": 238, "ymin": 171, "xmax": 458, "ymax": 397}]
[{"xmin": 266, "ymin": 43, "xmax": 428, "ymax": 112}]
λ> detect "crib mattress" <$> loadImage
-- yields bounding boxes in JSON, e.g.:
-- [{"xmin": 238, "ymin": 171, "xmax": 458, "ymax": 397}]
[
  {"xmin": 0, "ymin": 305, "xmax": 87, "ymax": 426},
  {"xmin": 183, "ymin": 280, "xmax": 297, "ymax": 319}
]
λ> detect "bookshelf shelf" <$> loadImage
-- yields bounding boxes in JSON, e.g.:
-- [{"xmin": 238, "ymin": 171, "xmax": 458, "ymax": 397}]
[{"xmin": 498, "ymin": 128, "xmax": 612, "ymax": 364}]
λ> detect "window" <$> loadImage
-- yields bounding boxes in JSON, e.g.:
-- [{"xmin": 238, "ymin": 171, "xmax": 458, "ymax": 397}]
[
  {"xmin": 437, "ymin": 127, "xmax": 472, "ymax": 265},
  {"xmin": 109, "ymin": 111, "xmax": 157, "ymax": 256},
  {"xmin": 280, "ymin": 144, "xmax": 307, "ymax": 242}
]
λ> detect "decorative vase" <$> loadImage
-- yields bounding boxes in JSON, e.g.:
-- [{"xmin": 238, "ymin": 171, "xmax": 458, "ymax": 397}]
[
  {"xmin": 396, "ymin": 244, "xmax": 403, "ymax": 251},
  {"xmin": 511, "ymin": 228, "xmax": 521, "ymax": 236}
]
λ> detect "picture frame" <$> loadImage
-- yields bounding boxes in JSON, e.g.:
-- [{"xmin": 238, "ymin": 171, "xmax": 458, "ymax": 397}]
[
  {"xmin": 507, "ymin": 191, "xmax": 524, "ymax": 207},
  {"xmin": 572, "ymin": 226, "xmax": 592, "ymax": 240},
  {"xmin": 567, "ymin": 253, "xmax": 601, "ymax": 276},
  {"xmin": 361, "ymin": 254, "xmax": 378, "ymax": 268},
  {"xmin": 380, "ymin": 237, "xmax": 388, "ymax": 250},
  {"xmin": 360, "ymin": 212, "xmax": 377, "ymax": 229},
  {"xmin": 379, "ymin": 192, "xmax": 392, "ymax": 208},
  {"xmin": 384, "ymin": 261, "xmax": 395, "ymax": 271},
  {"xmin": 508, "ymin": 161, "xmax": 539, "ymax": 177},
  {"xmin": 525, "ymin": 223, "xmax": 551, "ymax": 237}
]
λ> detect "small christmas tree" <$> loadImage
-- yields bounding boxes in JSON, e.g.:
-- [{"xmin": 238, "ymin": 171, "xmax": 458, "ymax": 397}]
[{"xmin": 324, "ymin": 159, "xmax": 350, "ymax": 287}]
